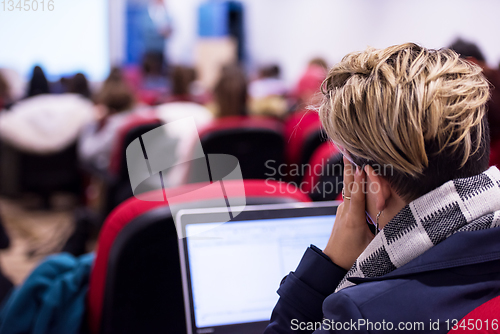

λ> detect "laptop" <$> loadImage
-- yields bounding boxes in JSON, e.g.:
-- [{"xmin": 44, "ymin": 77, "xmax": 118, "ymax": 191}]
[{"xmin": 176, "ymin": 201, "xmax": 339, "ymax": 334}]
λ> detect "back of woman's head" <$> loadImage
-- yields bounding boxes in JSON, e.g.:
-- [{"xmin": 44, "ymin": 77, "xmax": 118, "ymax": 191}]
[
  {"xmin": 95, "ymin": 80, "xmax": 135, "ymax": 114},
  {"xmin": 104, "ymin": 67, "xmax": 125, "ymax": 85},
  {"xmin": 319, "ymin": 43, "xmax": 490, "ymax": 201},
  {"xmin": 27, "ymin": 66, "xmax": 50, "ymax": 97},
  {"xmin": 68, "ymin": 73, "xmax": 91, "ymax": 99},
  {"xmin": 214, "ymin": 64, "xmax": 247, "ymax": 117},
  {"xmin": 171, "ymin": 65, "xmax": 196, "ymax": 96}
]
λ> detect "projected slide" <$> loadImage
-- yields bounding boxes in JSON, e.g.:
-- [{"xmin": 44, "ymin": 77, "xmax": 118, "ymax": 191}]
[{"xmin": 0, "ymin": 0, "xmax": 109, "ymax": 81}]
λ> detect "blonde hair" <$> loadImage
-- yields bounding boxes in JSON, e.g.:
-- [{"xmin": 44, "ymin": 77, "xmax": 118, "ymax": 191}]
[{"xmin": 319, "ymin": 43, "xmax": 490, "ymax": 178}]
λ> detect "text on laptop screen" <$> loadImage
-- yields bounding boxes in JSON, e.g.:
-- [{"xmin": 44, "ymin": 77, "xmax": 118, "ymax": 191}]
[{"xmin": 185, "ymin": 215, "xmax": 335, "ymax": 328}]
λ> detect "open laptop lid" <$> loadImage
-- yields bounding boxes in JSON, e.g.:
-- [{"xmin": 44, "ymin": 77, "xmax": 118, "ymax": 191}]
[{"xmin": 177, "ymin": 201, "xmax": 339, "ymax": 334}]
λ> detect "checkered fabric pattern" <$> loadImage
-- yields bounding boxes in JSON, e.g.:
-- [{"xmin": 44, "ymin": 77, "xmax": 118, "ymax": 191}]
[{"xmin": 335, "ymin": 166, "xmax": 500, "ymax": 292}]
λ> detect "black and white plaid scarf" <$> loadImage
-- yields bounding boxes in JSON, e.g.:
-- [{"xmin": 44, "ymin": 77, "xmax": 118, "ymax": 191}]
[{"xmin": 335, "ymin": 166, "xmax": 500, "ymax": 292}]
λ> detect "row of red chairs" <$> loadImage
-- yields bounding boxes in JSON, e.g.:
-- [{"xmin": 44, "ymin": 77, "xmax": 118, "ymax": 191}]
[
  {"xmin": 87, "ymin": 179, "xmax": 310, "ymax": 333},
  {"xmin": 100, "ymin": 111, "xmax": 342, "ymax": 215}
]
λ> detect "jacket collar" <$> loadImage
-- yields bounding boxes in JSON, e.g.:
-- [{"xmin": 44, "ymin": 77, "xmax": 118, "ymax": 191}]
[{"xmin": 348, "ymin": 227, "xmax": 500, "ymax": 284}]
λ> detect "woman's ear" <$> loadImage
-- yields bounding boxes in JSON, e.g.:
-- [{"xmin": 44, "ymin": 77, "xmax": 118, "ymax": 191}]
[{"xmin": 364, "ymin": 165, "xmax": 392, "ymax": 212}]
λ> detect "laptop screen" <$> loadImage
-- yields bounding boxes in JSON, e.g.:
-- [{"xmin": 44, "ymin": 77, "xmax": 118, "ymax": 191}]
[{"xmin": 178, "ymin": 203, "xmax": 338, "ymax": 333}]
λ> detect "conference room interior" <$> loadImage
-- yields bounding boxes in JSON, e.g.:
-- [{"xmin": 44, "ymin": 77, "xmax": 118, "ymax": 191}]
[{"xmin": 0, "ymin": 0, "xmax": 500, "ymax": 332}]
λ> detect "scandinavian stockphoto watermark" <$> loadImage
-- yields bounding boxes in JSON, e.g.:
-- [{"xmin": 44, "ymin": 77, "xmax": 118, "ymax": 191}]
[
  {"xmin": 125, "ymin": 117, "xmax": 246, "ymax": 238},
  {"xmin": 263, "ymin": 159, "xmax": 394, "ymax": 196}
]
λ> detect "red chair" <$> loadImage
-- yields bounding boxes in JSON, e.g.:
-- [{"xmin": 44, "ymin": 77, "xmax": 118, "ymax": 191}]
[
  {"xmin": 103, "ymin": 116, "xmax": 164, "ymax": 215},
  {"xmin": 87, "ymin": 179, "xmax": 310, "ymax": 334},
  {"xmin": 447, "ymin": 295, "xmax": 500, "ymax": 333},
  {"xmin": 284, "ymin": 110, "xmax": 328, "ymax": 182},
  {"xmin": 489, "ymin": 138, "xmax": 500, "ymax": 169},
  {"xmin": 108, "ymin": 114, "xmax": 162, "ymax": 177},
  {"xmin": 301, "ymin": 141, "xmax": 343, "ymax": 201},
  {"xmin": 185, "ymin": 116, "xmax": 285, "ymax": 183}
]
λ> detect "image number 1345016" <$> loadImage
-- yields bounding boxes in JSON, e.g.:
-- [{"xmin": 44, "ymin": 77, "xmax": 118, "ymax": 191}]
[{"xmin": 1, "ymin": 0, "xmax": 54, "ymax": 11}]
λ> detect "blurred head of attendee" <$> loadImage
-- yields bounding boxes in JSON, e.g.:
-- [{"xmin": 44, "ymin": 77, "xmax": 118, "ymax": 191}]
[
  {"xmin": 292, "ymin": 58, "xmax": 328, "ymax": 110},
  {"xmin": 308, "ymin": 57, "xmax": 328, "ymax": 71},
  {"xmin": 250, "ymin": 64, "xmax": 287, "ymax": 97},
  {"xmin": 27, "ymin": 66, "xmax": 50, "ymax": 98},
  {"xmin": 142, "ymin": 51, "xmax": 164, "ymax": 77},
  {"xmin": 0, "ymin": 71, "xmax": 10, "ymax": 109},
  {"xmin": 95, "ymin": 79, "xmax": 135, "ymax": 117},
  {"xmin": 248, "ymin": 64, "xmax": 288, "ymax": 118},
  {"xmin": 104, "ymin": 67, "xmax": 125, "ymax": 86},
  {"xmin": 68, "ymin": 73, "xmax": 91, "ymax": 99},
  {"xmin": 449, "ymin": 38, "xmax": 500, "ymax": 148},
  {"xmin": 171, "ymin": 65, "xmax": 196, "ymax": 98},
  {"xmin": 259, "ymin": 65, "xmax": 280, "ymax": 79},
  {"xmin": 449, "ymin": 38, "xmax": 486, "ymax": 65},
  {"xmin": 214, "ymin": 64, "xmax": 248, "ymax": 118}
]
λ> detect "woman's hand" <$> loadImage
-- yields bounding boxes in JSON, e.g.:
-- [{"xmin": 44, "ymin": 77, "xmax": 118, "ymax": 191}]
[{"xmin": 323, "ymin": 157, "xmax": 375, "ymax": 270}]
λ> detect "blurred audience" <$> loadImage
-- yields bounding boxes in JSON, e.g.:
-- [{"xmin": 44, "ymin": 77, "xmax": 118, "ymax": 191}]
[
  {"xmin": 155, "ymin": 65, "xmax": 213, "ymax": 187},
  {"xmin": 141, "ymin": 51, "xmax": 167, "ymax": 90},
  {"xmin": 158, "ymin": 65, "xmax": 199, "ymax": 104},
  {"xmin": 248, "ymin": 64, "xmax": 288, "ymax": 118},
  {"xmin": 78, "ymin": 68, "xmax": 150, "ymax": 172},
  {"xmin": 449, "ymin": 38, "xmax": 500, "ymax": 166},
  {"xmin": 0, "ymin": 68, "xmax": 24, "ymax": 103},
  {"xmin": 212, "ymin": 64, "xmax": 248, "ymax": 118},
  {"xmin": 290, "ymin": 57, "xmax": 328, "ymax": 112},
  {"xmin": 26, "ymin": 66, "xmax": 50, "ymax": 98},
  {"xmin": 68, "ymin": 73, "xmax": 92, "ymax": 100},
  {"xmin": 0, "ymin": 73, "xmax": 95, "ymax": 154}
]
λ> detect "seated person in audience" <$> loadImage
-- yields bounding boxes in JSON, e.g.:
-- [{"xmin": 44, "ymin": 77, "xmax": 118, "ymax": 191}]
[
  {"xmin": 155, "ymin": 66, "xmax": 213, "ymax": 187},
  {"xmin": 67, "ymin": 73, "xmax": 92, "ymax": 100},
  {"xmin": 157, "ymin": 65, "xmax": 202, "ymax": 104},
  {"xmin": 449, "ymin": 38, "xmax": 500, "ymax": 167},
  {"xmin": 289, "ymin": 58, "xmax": 328, "ymax": 113},
  {"xmin": 26, "ymin": 66, "xmax": 50, "ymax": 98},
  {"xmin": 78, "ymin": 69, "xmax": 139, "ymax": 172},
  {"xmin": 266, "ymin": 43, "xmax": 500, "ymax": 333},
  {"xmin": 248, "ymin": 64, "xmax": 288, "ymax": 119},
  {"xmin": 210, "ymin": 64, "xmax": 248, "ymax": 118},
  {"xmin": 0, "ymin": 68, "xmax": 24, "ymax": 107},
  {"xmin": 141, "ymin": 51, "xmax": 168, "ymax": 91},
  {"xmin": 0, "ymin": 73, "xmax": 95, "ymax": 154}
]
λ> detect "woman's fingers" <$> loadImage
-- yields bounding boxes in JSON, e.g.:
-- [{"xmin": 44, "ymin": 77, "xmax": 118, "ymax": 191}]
[
  {"xmin": 343, "ymin": 156, "xmax": 354, "ymax": 199},
  {"xmin": 323, "ymin": 161, "xmax": 374, "ymax": 270},
  {"xmin": 349, "ymin": 166, "xmax": 366, "ymax": 216}
]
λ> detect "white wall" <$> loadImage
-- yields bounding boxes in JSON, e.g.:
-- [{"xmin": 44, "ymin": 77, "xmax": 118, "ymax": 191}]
[
  {"xmin": 163, "ymin": 0, "xmax": 500, "ymax": 86},
  {"xmin": 109, "ymin": 0, "xmax": 127, "ymax": 67},
  {"xmin": 0, "ymin": 0, "xmax": 110, "ymax": 81}
]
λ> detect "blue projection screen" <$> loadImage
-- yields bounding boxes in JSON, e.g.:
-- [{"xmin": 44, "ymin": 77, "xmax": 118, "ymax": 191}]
[{"xmin": 0, "ymin": 0, "xmax": 109, "ymax": 81}]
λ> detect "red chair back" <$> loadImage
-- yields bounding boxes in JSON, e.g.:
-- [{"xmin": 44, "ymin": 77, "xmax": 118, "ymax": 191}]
[
  {"xmin": 284, "ymin": 110, "xmax": 328, "ymax": 182},
  {"xmin": 300, "ymin": 142, "xmax": 344, "ymax": 201},
  {"xmin": 108, "ymin": 114, "xmax": 162, "ymax": 177},
  {"xmin": 186, "ymin": 116, "xmax": 285, "ymax": 183},
  {"xmin": 447, "ymin": 296, "xmax": 500, "ymax": 333}
]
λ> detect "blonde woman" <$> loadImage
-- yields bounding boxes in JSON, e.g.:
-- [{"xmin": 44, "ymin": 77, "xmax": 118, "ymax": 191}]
[{"xmin": 266, "ymin": 43, "xmax": 500, "ymax": 333}]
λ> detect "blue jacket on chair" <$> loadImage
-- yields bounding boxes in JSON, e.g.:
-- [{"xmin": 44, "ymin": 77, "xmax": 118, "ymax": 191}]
[
  {"xmin": 265, "ymin": 227, "xmax": 500, "ymax": 333},
  {"xmin": 0, "ymin": 253, "xmax": 94, "ymax": 334}
]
